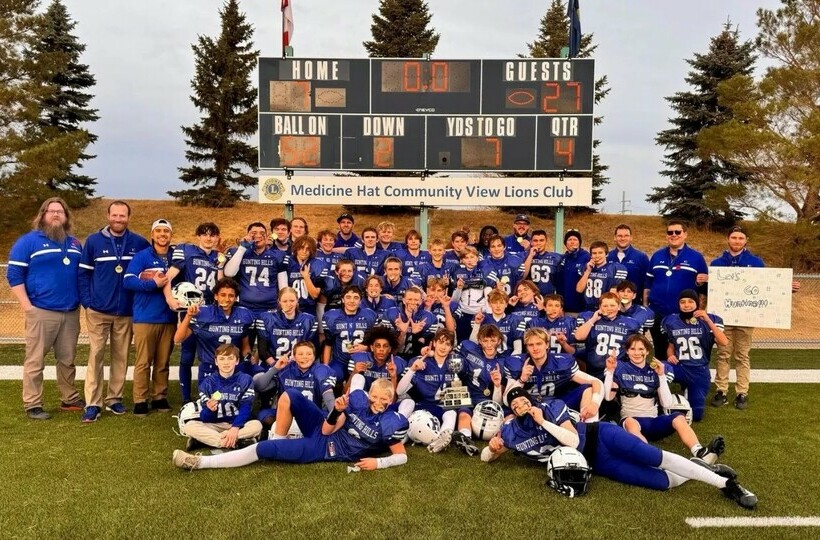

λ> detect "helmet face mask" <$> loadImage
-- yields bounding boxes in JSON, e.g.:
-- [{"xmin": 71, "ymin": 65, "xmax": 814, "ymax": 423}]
[
  {"xmin": 471, "ymin": 400, "xmax": 504, "ymax": 441},
  {"xmin": 172, "ymin": 282, "xmax": 204, "ymax": 311},
  {"xmin": 662, "ymin": 393, "xmax": 693, "ymax": 425},
  {"xmin": 546, "ymin": 447, "xmax": 591, "ymax": 498}
]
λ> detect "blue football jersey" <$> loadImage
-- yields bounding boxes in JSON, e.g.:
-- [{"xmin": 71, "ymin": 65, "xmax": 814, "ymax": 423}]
[
  {"xmin": 581, "ymin": 261, "xmax": 628, "ymax": 310},
  {"xmin": 322, "ymin": 307, "xmax": 378, "ymax": 373},
  {"xmin": 329, "ymin": 389, "xmax": 409, "ymax": 460},
  {"xmin": 401, "ymin": 356, "xmax": 458, "ymax": 406},
  {"xmin": 480, "ymin": 253, "xmax": 525, "ymax": 296},
  {"xmin": 365, "ymin": 295, "xmax": 398, "ymax": 323},
  {"xmin": 509, "ymin": 301, "xmax": 541, "ymax": 323},
  {"xmin": 348, "ymin": 352, "xmax": 407, "ymax": 391},
  {"xmin": 499, "ymin": 399, "xmax": 573, "ymax": 462},
  {"xmin": 456, "ymin": 340, "xmax": 505, "ymax": 402},
  {"xmin": 417, "ymin": 259, "xmax": 459, "ymax": 290},
  {"xmin": 316, "ymin": 250, "xmax": 343, "ymax": 275},
  {"xmin": 661, "ymin": 313, "xmax": 724, "ymax": 367},
  {"xmin": 225, "ymin": 246, "xmax": 286, "ymax": 311},
  {"xmin": 171, "ymin": 243, "xmax": 219, "ymax": 303},
  {"xmin": 504, "ymin": 353, "xmax": 580, "ymax": 401},
  {"xmin": 255, "ymin": 310, "xmax": 318, "ymax": 359},
  {"xmin": 621, "ymin": 304, "xmax": 655, "ymax": 332},
  {"xmin": 528, "ymin": 250, "xmax": 562, "ymax": 295},
  {"xmin": 526, "ymin": 315, "xmax": 577, "ymax": 354},
  {"xmin": 383, "ymin": 306, "xmax": 437, "ymax": 357},
  {"xmin": 480, "ymin": 313, "xmax": 526, "ymax": 354},
  {"xmin": 276, "ymin": 360, "xmax": 337, "ymax": 408},
  {"xmin": 282, "ymin": 256, "xmax": 328, "ymax": 315},
  {"xmin": 396, "ymin": 249, "xmax": 432, "ymax": 283},
  {"xmin": 575, "ymin": 312, "xmax": 643, "ymax": 376},
  {"xmin": 344, "ymin": 247, "xmax": 388, "ymax": 276},
  {"xmin": 189, "ymin": 305, "xmax": 255, "ymax": 366}
]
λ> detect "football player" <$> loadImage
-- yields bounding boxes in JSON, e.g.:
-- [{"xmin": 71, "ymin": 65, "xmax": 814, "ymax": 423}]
[
  {"xmin": 223, "ymin": 222, "xmax": 287, "ymax": 315},
  {"xmin": 417, "ymin": 238, "xmax": 458, "ymax": 290},
  {"xmin": 470, "ymin": 290, "xmax": 525, "ymax": 355},
  {"xmin": 322, "ymin": 285, "xmax": 378, "ymax": 382},
  {"xmin": 480, "ymin": 234, "xmax": 527, "ymax": 296},
  {"xmin": 322, "ymin": 258, "xmax": 366, "ymax": 312},
  {"xmin": 345, "ymin": 227, "xmax": 387, "ymax": 276},
  {"xmin": 508, "ymin": 279, "xmax": 542, "ymax": 322},
  {"xmin": 445, "ymin": 230, "xmax": 470, "ymax": 266},
  {"xmin": 315, "ymin": 229, "xmax": 343, "ymax": 274},
  {"xmin": 363, "ymin": 275, "xmax": 397, "ymax": 322},
  {"xmin": 173, "ymin": 278, "xmax": 255, "ymax": 385},
  {"xmin": 381, "ymin": 286, "xmax": 437, "ymax": 358},
  {"xmin": 381, "ymin": 256, "xmax": 414, "ymax": 305},
  {"xmin": 603, "ymin": 334, "xmax": 724, "ymax": 462},
  {"xmin": 481, "ymin": 388, "xmax": 758, "ymax": 509},
  {"xmin": 422, "ymin": 277, "xmax": 456, "ymax": 334},
  {"xmin": 573, "ymin": 292, "xmax": 643, "ymax": 379},
  {"xmin": 525, "ymin": 294, "xmax": 577, "ymax": 355},
  {"xmin": 346, "ymin": 326, "xmax": 407, "ymax": 395},
  {"xmin": 524, "ymin": 229, "xmax": 562, "ymax": 297},
  {"xmin": 181, "ymin": 344, "xmax": 261, "ymax": 450},
  {"xmin": 282, "ymin": 235, "xmax": 328, "ymax": 317},
  {"xmin": 173, "ymin": 378, "xmax": 408, "ymax": 472},
  {"xmin": 616, "ymin": 280, "xmax": 654, "ymax": 332},
  {"xmin": 662, "ymin": 289, "xmax": 727, "ymax": 422},
  {"xmin": 555, "ymin": 229, "xmax": 590, "ymax": 315},
  {"xmin": 451, "ymin": 246, "xmax": 488, "ymax": 342},
  {"xmin": 397, "ymin": 229, "xmax": 431, "ymax": 284},
  {"xmin": 576, "ymin": 241, "xmax": 628, "ymax": 311},
  {"xmin": 254, "ymin": 287, "xmax": 318, "ymax": 371},
  {"xmin": 376, "ymin": 221, "xmax": 403, "ymax": 253}
]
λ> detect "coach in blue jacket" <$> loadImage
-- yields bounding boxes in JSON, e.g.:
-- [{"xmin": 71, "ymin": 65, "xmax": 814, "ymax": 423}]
[{"xmin": 78, "ymin": 201, "xmax": 149, "ymax": 423}]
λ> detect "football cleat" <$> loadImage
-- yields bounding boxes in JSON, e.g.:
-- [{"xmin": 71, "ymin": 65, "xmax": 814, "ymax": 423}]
[
  {"xmin": 734, "ymin": 393, "xmax": 748, "ymax": 410},
  {"xmin": 711, "ymin": 391, "xmax": 728, "ymax": 407},
  {"xmin": 722, "ymin": 478, "xmax": 758, "ymax": 510},
  {"xmin": 427, "ymin": 428, "xmax": 453, "ymax": 453},
  {"xmin": 695, "ymin": 435, "xmax": 725, "ymax": 465},
  {"xmin": 172, "ymin": 450, "xmax": 201, "ymax": 471},
  {"xmin": 451, "ymin": 431, "xmax": 479, "ymax": 456},
  {"xmin": 690, "ymin": 457, "xmax": 737, "ymax": 480}
]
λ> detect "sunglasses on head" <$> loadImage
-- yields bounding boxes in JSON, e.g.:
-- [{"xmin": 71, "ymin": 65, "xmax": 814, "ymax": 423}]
[{"xmin": 666, "ymin": 229, "xmax": 684, "ymax": 236}]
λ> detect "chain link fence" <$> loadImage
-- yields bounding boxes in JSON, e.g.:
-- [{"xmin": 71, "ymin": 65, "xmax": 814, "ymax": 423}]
[{"xmin": 1, "ymin": 264, "xmax": 818, "ymax": 348}]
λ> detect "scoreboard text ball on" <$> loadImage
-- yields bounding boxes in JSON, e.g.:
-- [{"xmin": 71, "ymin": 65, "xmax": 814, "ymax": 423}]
[{"xmin": 258, "ymin": 58, "xmax": 594, "ymax": 172}]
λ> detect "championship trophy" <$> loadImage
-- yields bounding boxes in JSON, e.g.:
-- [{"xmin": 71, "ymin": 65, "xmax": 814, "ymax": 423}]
[{"xmin": 439, "ymin": 355, "xmax": 472, "ymax": 410}]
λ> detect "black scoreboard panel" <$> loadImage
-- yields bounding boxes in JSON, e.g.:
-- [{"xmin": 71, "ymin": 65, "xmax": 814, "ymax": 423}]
[{"xmin": 258, "ymin": 58, "xmax": 594, "ymax": 171}]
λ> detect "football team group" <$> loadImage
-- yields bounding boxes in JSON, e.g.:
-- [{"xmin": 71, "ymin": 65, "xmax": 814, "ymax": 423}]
[{"xmin": 11, "ymin": 196, "xmax": 786, "ymax": 510}]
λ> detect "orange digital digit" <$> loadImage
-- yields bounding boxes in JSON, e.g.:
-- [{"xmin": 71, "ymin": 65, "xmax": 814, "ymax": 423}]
[
  {"xmin": 554, "ymin": 138, "xmax": 575, "ymax": 168},
  {"xmin": 486, "ymin": 137, "xmax": 501, "ymax": 167},
  {"xmin": 541, "ymin": 82, "xmax": 560, "ymax": 113},
  {"xmin": 567, "ymin": 82, "xmax": 581, "ymax": 112},
  {"xmin": 403, "ymin": 61, "xmax": 421, "ymax": 92},
  {"xmin": 279, "ymin": 136, "xmax": 321, "ymax": 167},
  {"xmin": 373, "ymin": 137, "xmax": 394, "ymax": 168},
  {"xmin": 431, "ymin": 62, "xmax": 449, "ymax": 92}
]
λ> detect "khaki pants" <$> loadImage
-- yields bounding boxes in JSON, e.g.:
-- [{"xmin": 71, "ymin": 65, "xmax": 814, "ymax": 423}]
[
  {"xmin": 23, "ymin": 307, "xmax": 81, "ymax": 410},
  {"xmin": 715, "ymin": 325, "xmax": 754, "ymax": 395},
  {"xmin": 132, "ymin": 323, "xmax": 175, "ymax": 403},
  {"xmin": 183, "ymin": 420, "xmax": 263, "ymax": 448},
  {"xmin": 84, "ymin": 309, "xmax": 133, "ymax": 407}
]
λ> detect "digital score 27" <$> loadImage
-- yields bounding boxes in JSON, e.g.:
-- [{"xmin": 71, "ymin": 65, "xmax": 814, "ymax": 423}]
[{"xmin": 257, "ymin": 58, "xmax": 595, "ymax": 172}]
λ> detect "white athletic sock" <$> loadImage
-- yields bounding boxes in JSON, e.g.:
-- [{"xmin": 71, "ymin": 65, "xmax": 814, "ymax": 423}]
[
  {"xmin": 397, "ymin": 398, "xmax": 415, "ymax": 419},
  {"xmin": 459, "ymin": 428, "xmax": 471, "ymax": 438},
  {"xmin": 665, "ymin": 471, "xmax": 689, "ymax": 488},
  {"xmin": 659, "ymin": 451, "xmax": 727, "ymax": 489},
  {"xmin": 584, "ymin": 414, "xmax": 599, "ymax": 423},
  {"xmin": 442, "ymin": 410, "xmax": 457, "ymax": 432},
  {"xmin": 690, "ymin": 444, "xmax": 703, "ymax": 457},
  {"xmin": 271, "ymin": 433, "xmax": 286, "ymax": 440},
  {"xmin": 198, "ymin": 444, "xmax": 259, "ymax": 469}
]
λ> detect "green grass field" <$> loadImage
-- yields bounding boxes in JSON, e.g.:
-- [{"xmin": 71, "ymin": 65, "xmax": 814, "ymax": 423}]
[{"xmin": 1, "ymin": 378, "xmax": 819, "ymax": 539}]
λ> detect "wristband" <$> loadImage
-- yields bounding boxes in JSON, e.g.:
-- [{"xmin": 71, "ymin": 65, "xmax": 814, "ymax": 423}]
[
  {"xmin": 239, "ymin": 240, "xmax": 253, "ymax": 250},
  {"xmin": 326, "ymin": 409, "xmax": 343, "ymax": 425}
]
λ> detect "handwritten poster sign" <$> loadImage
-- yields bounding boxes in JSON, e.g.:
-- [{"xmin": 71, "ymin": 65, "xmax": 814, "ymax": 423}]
[{"xmin": 707, "ymin": 267, "xmax": 793, "ymax": 329}]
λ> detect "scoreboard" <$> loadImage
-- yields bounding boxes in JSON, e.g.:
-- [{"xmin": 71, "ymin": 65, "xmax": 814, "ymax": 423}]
[{"xmin": 258, "ymin": 58, "xmax": 594, "ymax": 172}]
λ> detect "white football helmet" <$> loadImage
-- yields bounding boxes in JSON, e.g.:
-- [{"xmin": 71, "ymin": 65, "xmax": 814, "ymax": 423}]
[
  {"xmin": 175, "ymin": 401, "xmax": 202, "ymax": 436},
  {"xmin": 407, "ymin": 410, "xmax": 441, "ymax": 445},
  {"xmin": 172, "ymin": 282, "xmax": 204, "ymax": 310},
  {"xmin": 470, "ymin": 400, "xmax": 505, "ymax": 441},
  {"xmin": 663, "ymin": 393, "xmax": 693, "ymax": 425},
  {"xmin": 547, "ymin": 446, "xmax": 591, "ymax": 497}
]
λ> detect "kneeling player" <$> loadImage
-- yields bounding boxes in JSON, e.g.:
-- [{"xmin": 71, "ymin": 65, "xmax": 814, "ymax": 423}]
[
  {"xmin": 181, "ymin": 344, "xmax": 262, "ymax": 450},
  {"xmin": 481, "ymin": 388, "xmax": 757, "ymax": 509},
  {"xmin": 603, "ymin": 334, "xmax": 724, "ymax": 462},
  {"xmin": 173, "ymin": 378, "xmax": 408, "ymax": 472}
]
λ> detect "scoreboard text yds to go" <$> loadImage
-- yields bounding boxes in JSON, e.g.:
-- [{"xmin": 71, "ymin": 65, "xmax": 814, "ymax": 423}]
[{"xmin": 258, "ymin": 58, "xmax": 595, "ymax": 173}]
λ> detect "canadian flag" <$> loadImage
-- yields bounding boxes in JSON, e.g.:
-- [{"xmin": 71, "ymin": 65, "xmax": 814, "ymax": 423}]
[{"xmin": 282, "ymin": 0, "xmax": 294, "ymax": 48}]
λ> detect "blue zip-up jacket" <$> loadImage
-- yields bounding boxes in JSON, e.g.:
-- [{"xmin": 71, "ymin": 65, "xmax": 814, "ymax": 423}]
[
  {"xmin": 123, "ymin": 244, "xmax": 176, "ymax": 324},
  {"xmin": 646, "ymin": 244, "xmax": 707, "ymax": 317},
  {"xmin": 7, "ymin": 230, "xmax": 83, "ymax": 311},
  {"xmin": 557, "ymin": 248, "xmax": 590, "ymax": 313},
  {"xmin": 710, "ymin": 249, "xmax": 765, "ymax": 268},
  {"xmin": 607, "ymin": 244, "xmax": 650, "ymax": 297}
]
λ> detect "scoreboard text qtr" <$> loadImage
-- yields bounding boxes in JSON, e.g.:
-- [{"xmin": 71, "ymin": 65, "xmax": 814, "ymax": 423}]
[{"xmin": 258, "ymin": 58, "xmax": 594, "ymax": 172}]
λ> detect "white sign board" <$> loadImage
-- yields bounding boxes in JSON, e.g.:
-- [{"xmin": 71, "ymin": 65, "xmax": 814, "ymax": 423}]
[
  {"xmin": 707, "ymin": 267, "xmax": 793, "ymax": 329},
  {"xmin": 258, "ymin": 175, "xmax": 592, "ymax": 207}
]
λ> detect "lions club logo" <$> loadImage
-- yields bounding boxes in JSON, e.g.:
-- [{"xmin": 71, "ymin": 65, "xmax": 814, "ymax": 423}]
[{"xmin": 262, "ymin": 177, "xmax": 285, "ymax": 202}]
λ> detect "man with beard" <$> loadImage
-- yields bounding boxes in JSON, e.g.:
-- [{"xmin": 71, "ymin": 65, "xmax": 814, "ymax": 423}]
[
  {"xmin": 78, "ymin": 201, "xmax": 149, "ymax": 422},
  {"xmin": 7, "ymin": 198, "xmax": 85, "ymax": 420}
]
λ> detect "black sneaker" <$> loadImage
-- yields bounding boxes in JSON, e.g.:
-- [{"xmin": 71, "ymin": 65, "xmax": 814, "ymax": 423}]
[
  {"xmin": 151, "ymin": 399, "xmax": 172, "ymax": 412},
  {"xmin": 133, "ymin": 403, "xmax": 149, "ymax": 417},
  {"xmin": 451, "ymin": 431, "xmax": 479, "ymax": 457},
  {"xmin": 734, "ymin": 393, "xmax": 748, "ymax": 410},
  {"xmin": 690, "ymin": 457, "xmax": 737, "ymax": 480},
  {"xmin": 185, "ymin": 437, "xmax": 207, "ymax": 452},
  {"xmin": 60, "ymin": 398, "xmax": 86, "ymax": 411},
  {"xmin": 711, "ymin": 391, "xmax": 728, "ymax": 407},
  {"xmin": 722, "ymin": 478, "xmax": 758, "ymax": 510},
  {"xmin": 26, "ymin": 407, "xmax": 51, "ymax": 420},
  {"xmin": 695, "ymin": 435, "xmax": 726, "ymax": 464}
]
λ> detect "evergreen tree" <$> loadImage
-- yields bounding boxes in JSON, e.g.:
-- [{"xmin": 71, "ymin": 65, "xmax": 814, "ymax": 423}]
[
  {"xmin": 363, "ymin": 0, "xmax": 439, "ymax": 57},
  {"xmin": 516, "ymin": 0, "xmax": 610, "ymax": 214},
  {"xmin": 30, "ymin": 0, "xmax": 99, "ymax": 204},
  {"xmin": 648, "ymin": 23, "xmax": 756, "ymax": 229},
  {"xmin": 0, "ymin": 0, "xmax": 89, "ymax": 229},
  {"xmin": 169, "ymin": 0, "xmax": 258, "ymax": 207}
]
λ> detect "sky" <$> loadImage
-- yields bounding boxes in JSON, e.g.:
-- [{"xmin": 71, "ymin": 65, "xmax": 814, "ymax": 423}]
[{"xmin": 58, "ymin": 0, "xmax": 782, "ymax": 215}]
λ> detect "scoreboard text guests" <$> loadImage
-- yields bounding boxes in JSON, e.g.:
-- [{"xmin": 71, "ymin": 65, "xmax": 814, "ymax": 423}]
[{"xmin": 258, "ymin": 58, "xmax": 594, "ymax": 172}]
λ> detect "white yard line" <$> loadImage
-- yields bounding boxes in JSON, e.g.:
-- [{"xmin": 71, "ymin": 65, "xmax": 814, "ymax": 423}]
[
  {"xmin": 0, "ymin": 367, "xmax": 818, "ymax": 381},
  {"xmin": 687, "ymin": 517, "xmax": 820, "ymax": 528}
]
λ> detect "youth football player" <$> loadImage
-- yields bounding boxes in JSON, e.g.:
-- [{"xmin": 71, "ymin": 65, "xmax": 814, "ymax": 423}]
[
  {"xmin": 223, "ymin": 222, "xmax": 287, "ymax": 314},
  {"xmin": 525, "ymin": 294, "xmax": 577, "ymax": 355},
  {"xmin": 451, "ymin": 247, "xmax": 488, "ymax": 342},
  {"xmin": 616, "ymin": 280, "xmax": 654, "ymax": 332},
  {"xmin": 346, "ymin": 326, "xmax": 407, "ymax": 394},
  {"xmin": 282, "ymin": 235, "xmax": 328, "ymax": 317},
  {"xmin": 470, "ymin": 290, "xmax": 526, "ymax": 355},
  {"xmin": 480, "ymin": 234, "xmax": 526, "ymax": 296},
  {"xmin": 322, "ymin": 285, "xmax": 378, "ymax": 382},
  {"xmin": 397, "ymin": 229, "xmax": 431, "ymax": 284},
  {"xmin": 524, "ymin": 229, "xmax": 562, "ymax": 296},
  {"xmin": 382, "ymin": 286, "xmax": 437, "ymax": 358},
  {"xmin": 573, "ymin": 292, "xmax": 642, "ymax": 379},
  {"xmin": 345, "ymin": 226, "xmax": 387, "ymax": 276},
  {"xmin": 576, "ymin": 241, "xmax": 628, "ymax": 311}
]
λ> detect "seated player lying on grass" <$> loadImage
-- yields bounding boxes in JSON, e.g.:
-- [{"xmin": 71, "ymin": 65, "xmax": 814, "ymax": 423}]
[
  {"xmin": 181, "ymin": 344, "xmax": 262, "ymax": 450},
  {"xmin": 173, "ymin": 378, "xmax": 408, "ymax": 472},
  {"xmin": 603, "ymin": 334, "xmax": 724, "ymax": 463},
  {"xmin": 481, "ymin": 387, "xmax": 758, "ymax": 510}
]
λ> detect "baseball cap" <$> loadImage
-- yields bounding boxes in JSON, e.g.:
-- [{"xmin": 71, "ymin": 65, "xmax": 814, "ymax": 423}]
[
  {"xmin": 728, "ymin": 225, "xmax": 747, "ymax": 236},
  {"xmin": 514, "ymin": 214, "xmax": 530, "ymax": 224},
  {"xmin": 151, "ymin": 219, "xmax": 172, "ymax": 232},
  {"xmin": 337, "ymin": 213, "xmax": 354, "ymax": 224}
]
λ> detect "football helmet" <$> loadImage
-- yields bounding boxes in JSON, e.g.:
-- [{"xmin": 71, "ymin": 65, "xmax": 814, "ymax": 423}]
[
  {"xmin": 407, "ymin": 410, "xmax": 441, "ymax": 445},
  {"xmin": 470, "ymin": 400, "xmax": 505, "ymax": 441},
  {"xmin": 172, "ymin": 282, "xmax": 204, "ymax": 310},
  {"xmin": 546, "ymin": 446, "xmax": 591, "ymax": 498},
  {"xmin": 175, "ymin": 401, "xmax": 202, "ymax": 436},
  {"xmin": 663, "ymin": 393, "xmax": 693, "ymax": 425}
]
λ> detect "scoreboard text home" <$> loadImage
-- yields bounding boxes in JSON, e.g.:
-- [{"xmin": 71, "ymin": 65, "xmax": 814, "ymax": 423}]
[{"xmin": 258, "ymin": 58, "xmax": 594, "ymax": 172}]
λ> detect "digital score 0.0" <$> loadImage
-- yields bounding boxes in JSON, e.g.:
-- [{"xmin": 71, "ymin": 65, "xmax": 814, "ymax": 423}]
[{"xmin": 258, "ymin": 58, "xmax": 594, "ymax": 172}]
